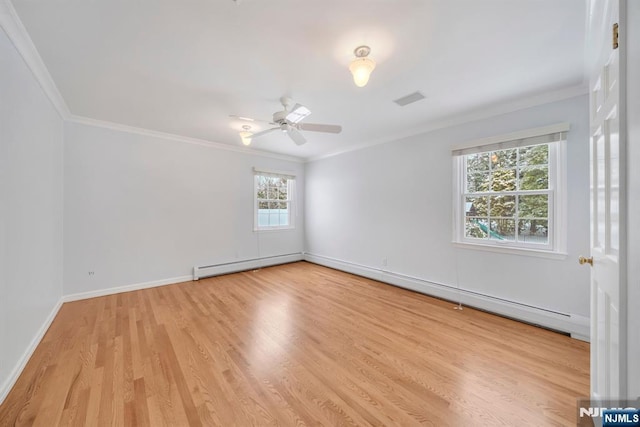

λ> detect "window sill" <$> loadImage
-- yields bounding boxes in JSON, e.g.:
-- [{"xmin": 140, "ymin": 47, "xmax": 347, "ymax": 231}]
[
  {"xmin": 452, "ymin": 241, "xmax": 568, "ymax": 260},
  {"xmin": 253, "ymin": 226, "xmax": 296, "ymax": 233}
]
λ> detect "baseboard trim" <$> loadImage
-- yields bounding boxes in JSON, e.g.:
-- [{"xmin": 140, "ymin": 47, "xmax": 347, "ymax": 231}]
[
  {"xmin": 62, "ymin": 275, "xmax": 193, "ymax": 303},
  {"xmin": 0, "ymin": 252, "xmax": 587, "ymax": 406},
  {"xmin": 63, "ymin": 253, "xmax": 306, "ymax": 302},
  {"xmin": 304, "ymin": 253, "xmax": 590, "ymax": 340},
  {"xmin": 0, "ymin": 297, "xmax": 63, "ymax": 405},
  {"xmin": 193, "ymin": 253, "xmax": 304, "ymax": 280}
]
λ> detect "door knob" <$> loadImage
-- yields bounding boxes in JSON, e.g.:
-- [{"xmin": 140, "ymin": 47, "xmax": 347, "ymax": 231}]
[{"xmin": 578, "ymin": 256, "xmax": 593, "ymax": 266}]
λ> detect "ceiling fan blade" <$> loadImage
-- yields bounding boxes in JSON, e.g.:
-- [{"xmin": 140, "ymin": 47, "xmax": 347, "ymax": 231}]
[
  {"xmin": 252, "ymin": 127, "xmax": 279, "ymax": 138},
  {"xmin": 287, "ymin": 127, "xmax": 307, "ymax": 145},
  {"xmin": 285, "ymin": 103, "xmax": 311, "ymax": 123},
  {"xmin": 298, "ymin": 123, "xmax": 342, "ymax": 134},
  {"xmin": 229, "ymin": 115, "xmax": 275, "ymax": 125}
]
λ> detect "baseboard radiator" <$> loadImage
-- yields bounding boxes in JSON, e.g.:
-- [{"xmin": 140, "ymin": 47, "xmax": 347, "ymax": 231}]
[
  {"xmin": 304, "ymin": 252, "xmax": 590, "ymax": 341},
  {"xmin": 193, "ymin": 253, "xmax": 303, "ymax": 280}
]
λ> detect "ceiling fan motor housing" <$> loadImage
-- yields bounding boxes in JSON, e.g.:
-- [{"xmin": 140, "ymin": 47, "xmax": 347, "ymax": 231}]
[{"xmin": 273, "ymin": 110, "xmax": 288, "ymax": 124}]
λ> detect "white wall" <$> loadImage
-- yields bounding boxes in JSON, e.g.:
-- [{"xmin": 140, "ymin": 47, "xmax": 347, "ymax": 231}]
[
  {"xmin": 305, "ymin": 95, "xmax": 590, "ymax": 332},
  {"xmin": 63, "ymin": 122, "xmax": 305, "ymax": 296},
  {"xmin": 625, "ymin": 0, "xmax": 639, "ymax": 400},
  {"xmin": 0, "ymin": 28, "xmax": 64, "ymax": 398}
]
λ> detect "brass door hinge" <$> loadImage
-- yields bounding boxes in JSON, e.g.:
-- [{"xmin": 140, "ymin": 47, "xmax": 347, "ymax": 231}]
[{"xmin": 613, "ymin": 23, "xmax": 619, "ymax": 49}]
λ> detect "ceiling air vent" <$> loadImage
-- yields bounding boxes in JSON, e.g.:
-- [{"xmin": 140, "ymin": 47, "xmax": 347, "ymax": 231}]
[{"xmin": 393, "ymin": 91, "xmax": 426, "ymax": 107}]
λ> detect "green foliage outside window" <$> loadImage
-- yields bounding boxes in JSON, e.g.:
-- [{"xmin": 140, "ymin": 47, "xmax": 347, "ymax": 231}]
[
  {"xmin": 464, "ymin": 144, "xmax": 550, "ymax": 244},
  {"xmin": 256, "ymin": 176, "xmax": 289, "ymax": 209}
]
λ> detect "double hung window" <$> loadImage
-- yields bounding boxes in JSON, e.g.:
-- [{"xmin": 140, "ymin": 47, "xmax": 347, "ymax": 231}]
[
  {"xmin": 452, "ymin": 125, "xmax": 568, "ymax": 254},
  {"xmin": 254, "ymin": 169, "xmax": 295, "ymax": 230}
]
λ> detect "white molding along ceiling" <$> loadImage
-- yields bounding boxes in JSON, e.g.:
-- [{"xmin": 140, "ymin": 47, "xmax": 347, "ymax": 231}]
[
  {"xmin": 4, "ymin": 0, "xmax": 588, "ymax": 160},
  {"xmin": 69, "ymin": 114, "xmax": 305, "ymax": 163},
  {"xmin": 0, "ymin": 0, "xmax": 70, "ymax": 119},
  {"xmin": 309, "ymin": 85, "xmax": 586, "ymax": 162}
]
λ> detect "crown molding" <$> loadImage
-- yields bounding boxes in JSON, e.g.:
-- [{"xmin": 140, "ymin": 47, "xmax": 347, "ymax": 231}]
[
  {"xmin": 69, "ymin": 115, "xmax": 304, "ymax": 163},
  {"xmin": 0, "ymin": 0, "xmax": 71, "ymax": 119},
  {"xmin": 306, "ymin": 84, "xmax": 588, "ymax": 162},
  {"xmin": 2, "ymin": 0, "xmax": 586, "ymax": 164},
  {"xmin": 0, "ymin": 0, "xmax": 301, "ymax": 163},
  {"xmin": 1, "ymin": 0, "xmax": 301, "ymax": 163}
]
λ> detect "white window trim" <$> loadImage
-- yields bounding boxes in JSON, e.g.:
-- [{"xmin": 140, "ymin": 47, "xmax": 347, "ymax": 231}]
[
  {"xmin": 451, "ymin": 124, "xmax": 569, "ymax": 256},
  {"xmin": 253, "ymin": 168, "xmax": 297, "ymax": 232},
  {"xmin": 451, "ymin": 242, "xmax": 568, "ymax": 260},
  {"xmin": 451, "ymin": 122, "xmax": 570, "ymax": 153}
]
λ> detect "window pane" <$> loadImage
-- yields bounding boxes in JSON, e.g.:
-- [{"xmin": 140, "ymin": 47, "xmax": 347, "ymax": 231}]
[
  {"xmin": 466, "ymin": 153, "xmax": 490, "ymax": 172},
  {"xmin": 258, "ymin": 208, "xmax": 269, "ymax": 226},
  {"xmin": 466, "ymin": 172, "xmax": 490, "ymax": 193},
  {"xmin": 256, "ymin": 178, "xmax": 267, "ymax": 199},
  {"xmin": 273, "ymin": 178, "xmax": 285, "ymax": 195},
  {"xmin": 518, "ymin": 194, "xmax": 548, "ymax": 218},
  {"xmin": 518, "ymin": 219, "xmax": 548, "ymax": 244},
  {"xmin": 489, "ymin": 195, "xmax": 515, "ymax": 217},
  {"xmin": 465, "ymin": 196, "xmax": 488, "ymax": 217},
  {"xmin": 490, "ymin": 219, "xmax": 515, "ymax": 241},
  {"xmin": 519, "ymin": 166, "xmax": 548, "ymax": 190},
  {"xmin": 465, "ymin": 218, "xmax": 488, "ymax": 239},
  {"xmin": 490, "ymin": 169, "xmax": 516, "ymax": 191},
  {"xmin": 258, "ymin": 201, "xmax": 269, "ymax": 209},
  {"xmin": 519, "ymin": 144, "xmax": 548, "ymax": 166},
  {"xmin": 269, "ymin": 213, "xmax": 279, "ymax": 226},
  {"xmin": 491, "ymin": 149, "xmax": 517, "ymax": 169},
  {"xmin": 279, "ymin": 183, "xmax": 288, "ymax": 199},
  {"xmin": 268, "ymin": 186, "xmax": 279, "ymax": 200}
]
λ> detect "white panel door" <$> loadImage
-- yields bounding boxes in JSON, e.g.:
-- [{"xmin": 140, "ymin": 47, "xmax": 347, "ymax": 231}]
[{"xmin": 587, "ymin": 0, "xmax": 626, "ymax": 401}]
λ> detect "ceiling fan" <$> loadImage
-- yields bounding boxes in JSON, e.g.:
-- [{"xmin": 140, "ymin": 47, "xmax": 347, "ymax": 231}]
[{"xmin": 231, "ymin": 97, "xmax": 342, "ymax": 146}]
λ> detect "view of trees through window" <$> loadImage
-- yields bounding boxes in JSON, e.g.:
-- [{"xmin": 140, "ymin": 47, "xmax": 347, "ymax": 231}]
[
  {"xmin": 464, "ymin": 144, "xmax": 550, "ymax": 245},
  {"xmin": 255, "ymin": 175, "xmax": 292, "ymax": 228}
]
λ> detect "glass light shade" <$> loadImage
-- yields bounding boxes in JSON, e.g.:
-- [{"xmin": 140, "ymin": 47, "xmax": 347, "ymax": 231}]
[
  {"xmin": 239, "ymin": 131, "xmax": 252, "ymax": 146},
  {"xmin": 349, "ymin": 57, "xmax": 376, "ymax": 87}
]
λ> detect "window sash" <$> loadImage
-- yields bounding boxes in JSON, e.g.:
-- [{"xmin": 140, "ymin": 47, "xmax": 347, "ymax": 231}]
[
  {"xmin": 460, "ymin": 189, "xmax": 554, "ymax": 250},
  {"xmin": 463, "ymin": 189, "xmax": 550, "ymax": 197},
  {"xmin": 257, "ymin": 198, "xmax": 293, "ymax": 203}
]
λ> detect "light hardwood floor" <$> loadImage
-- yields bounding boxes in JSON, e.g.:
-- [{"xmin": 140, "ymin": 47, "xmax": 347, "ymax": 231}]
[{"xmin": 0, "ymin": 262, "xmax": 589, "ymax": 426}]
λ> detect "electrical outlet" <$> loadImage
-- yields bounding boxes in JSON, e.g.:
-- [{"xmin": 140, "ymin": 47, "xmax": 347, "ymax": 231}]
[
  {"xmin": 382, "ymin": 258, "xmax": 388, "ymax": 267},
  {"xmin": 88, "ymin": 271, "xmax": 95, "ymax": 276}
]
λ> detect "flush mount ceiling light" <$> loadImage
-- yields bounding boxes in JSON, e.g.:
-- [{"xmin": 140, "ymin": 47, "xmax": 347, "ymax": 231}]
[
  {"xmin": 349, "ymin": 45, "xmax": 376, "ymax": 88},
  {"xmin": 239, "ymin": 125, "xmax": 253, "ymax": 146}
]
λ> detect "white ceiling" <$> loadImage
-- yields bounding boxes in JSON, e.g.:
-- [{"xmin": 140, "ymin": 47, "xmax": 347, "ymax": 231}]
[{"xmin": 12, "ymin": 0, "xmax": 587, "ymax": 160}]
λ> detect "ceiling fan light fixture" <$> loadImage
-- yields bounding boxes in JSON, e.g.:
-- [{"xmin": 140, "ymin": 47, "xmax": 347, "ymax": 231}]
[
  {"xmin": 239, "ymin": 125, "xmax": 253, "ymax": 146},
  {"xmin": 349, "ymin": 45, "xmax": 376, "ymax": 87},
  {"xmin": 231, "ymin": 97, "xmax": 342, "ymax": 146}
]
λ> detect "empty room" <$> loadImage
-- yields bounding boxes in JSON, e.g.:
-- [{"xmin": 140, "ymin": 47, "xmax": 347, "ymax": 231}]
[{"xmin": 1, "ymin": 0, "xmax": 638, "ymax": 426}]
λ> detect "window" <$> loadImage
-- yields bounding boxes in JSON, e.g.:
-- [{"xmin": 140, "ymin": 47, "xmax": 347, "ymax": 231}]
[
  {"xmin": 254, "ymin": 168, "xmax": 295, "ymax": 230},
  {"xmin": 452, "ymin": 124, "xmax": 568, "ymax": 254}
]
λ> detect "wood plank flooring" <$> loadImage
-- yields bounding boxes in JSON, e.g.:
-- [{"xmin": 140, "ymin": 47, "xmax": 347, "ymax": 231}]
[{"xmin": 0, "ymin": 261, "xmax": 589, "ymax": 426}]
